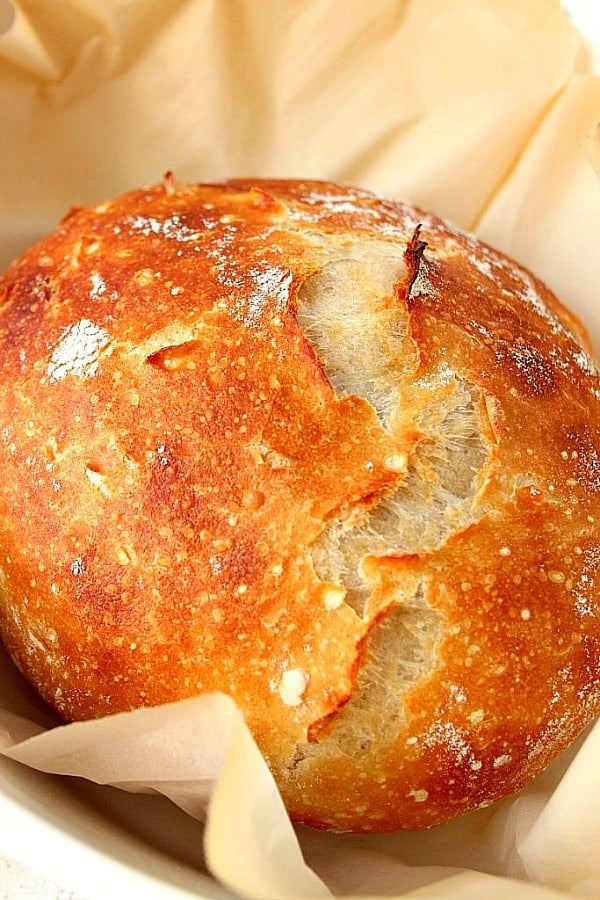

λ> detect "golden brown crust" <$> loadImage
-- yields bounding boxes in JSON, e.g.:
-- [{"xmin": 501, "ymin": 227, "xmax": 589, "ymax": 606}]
[{"xmin": 0, "ymin": 177, "xmax": 598, "ymax": 832}]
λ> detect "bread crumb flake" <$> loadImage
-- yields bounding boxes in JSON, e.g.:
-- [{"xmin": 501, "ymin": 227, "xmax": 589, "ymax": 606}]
[
  {"xmin": 278, "ymin": 668, "xmax": 309, "ymax": 706},
  {"xmin": 323, "ymin": 584, "xmax": 345, "ymax": 611},
  {"xmin": 383, "ymin": 453, "xmax": 408, "ymax": 473}
]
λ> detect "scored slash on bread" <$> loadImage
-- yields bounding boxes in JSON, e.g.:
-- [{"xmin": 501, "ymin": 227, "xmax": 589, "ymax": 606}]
[{"xmin": 0, "ymin": 177, "xmax": 598, "ymax": 832}]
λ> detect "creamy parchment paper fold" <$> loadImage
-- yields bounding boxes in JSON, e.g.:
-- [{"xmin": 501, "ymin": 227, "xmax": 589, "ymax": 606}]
[{"xmin": 0, "ymin": 0, "xmax": 599, "ymax": 898}]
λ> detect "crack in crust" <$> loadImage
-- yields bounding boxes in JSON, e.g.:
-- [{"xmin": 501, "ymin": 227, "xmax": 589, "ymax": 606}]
[{"xmin": 295, "ymin": 237, "xmax": 493, "ymax": 764}]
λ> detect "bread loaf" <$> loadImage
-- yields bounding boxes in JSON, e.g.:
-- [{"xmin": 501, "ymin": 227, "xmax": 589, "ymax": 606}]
[{"xmin": 0, "ymin": 177, "xmax": 598, "ymax": 832}]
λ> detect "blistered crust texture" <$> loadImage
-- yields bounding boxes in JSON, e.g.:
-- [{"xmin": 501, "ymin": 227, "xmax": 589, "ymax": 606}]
[{"xmin": 0, "ymin": 178, "xmax": 599, "ymax": 832}]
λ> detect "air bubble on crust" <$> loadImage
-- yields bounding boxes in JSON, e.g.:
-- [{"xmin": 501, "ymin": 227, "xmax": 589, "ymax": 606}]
[{"xmin": 85, "ymin": 462, "xmax": 111, "ymax": 498}]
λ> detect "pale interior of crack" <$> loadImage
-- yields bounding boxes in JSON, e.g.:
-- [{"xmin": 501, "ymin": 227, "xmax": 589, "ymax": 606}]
[
  {"xmin": 310, "ymin": 376, "xmax": 489, "ymax": 616},
  {"xmin": 297, "ymin": 244, "xmax": 409, "ymax": 423},
  {"xmin": 290, "ymin": 583, "xmax": 438, "ymax": 766},
  {"xmin": 294, "ymin": 240, "xmax": 490, "ymax": 763}
]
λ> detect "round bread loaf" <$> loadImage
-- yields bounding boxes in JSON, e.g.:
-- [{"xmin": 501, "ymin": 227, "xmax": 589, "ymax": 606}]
[{"xmin": 0, "ymin": 178, "xmax": 599, "ymax": 832}]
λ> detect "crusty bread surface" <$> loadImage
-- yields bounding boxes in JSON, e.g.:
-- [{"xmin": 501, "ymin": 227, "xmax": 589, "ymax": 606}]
[{"xmin": 0, "ymin": 178, "xmax": 598, "ymax": 832}]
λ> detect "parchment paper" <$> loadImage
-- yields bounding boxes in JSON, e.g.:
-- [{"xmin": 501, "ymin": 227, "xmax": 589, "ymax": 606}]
[{"xmin": 0, "ymin": 1, "xmax": 599, "ymax": 898}]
